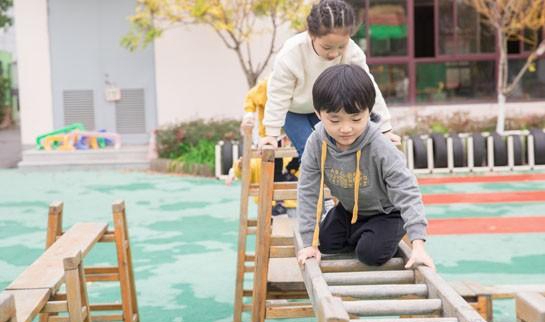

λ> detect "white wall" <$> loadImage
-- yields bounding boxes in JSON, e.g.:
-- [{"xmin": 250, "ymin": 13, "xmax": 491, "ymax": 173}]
[
  {"xmin": 14, "ymin": 0, "xmax": 54, "ymax": 145},
  {"xmin": 154, "ymin": 23, "xmax": 291, "ymax": 127}
]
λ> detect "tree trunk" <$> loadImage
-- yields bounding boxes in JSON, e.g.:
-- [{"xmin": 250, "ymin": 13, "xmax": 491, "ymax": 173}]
[{"xmin": 496, "ymin": 29, "xmax": 507, "ymax": 134}]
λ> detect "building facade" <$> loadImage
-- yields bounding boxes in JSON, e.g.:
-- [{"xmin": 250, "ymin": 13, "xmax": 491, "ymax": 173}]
[{"xmin": 13, "ymin": 0, "xmax": 545, "ymax": 146}]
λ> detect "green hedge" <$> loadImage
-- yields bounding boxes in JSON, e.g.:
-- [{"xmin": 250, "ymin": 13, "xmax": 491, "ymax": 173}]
[{"xmin": 156, "ymin": 119, "xmax": 241, "ymax": 169}]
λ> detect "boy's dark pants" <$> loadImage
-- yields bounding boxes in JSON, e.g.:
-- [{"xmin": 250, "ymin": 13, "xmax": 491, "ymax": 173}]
[{"xmin": 319, "ymin": 204, "xmax": 405, "ymax": 266}]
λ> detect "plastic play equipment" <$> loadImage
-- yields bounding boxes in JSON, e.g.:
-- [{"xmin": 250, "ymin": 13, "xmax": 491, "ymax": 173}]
[{"xmin": 36, "ymin": 123, "xmax": 85, "ymax": 149}]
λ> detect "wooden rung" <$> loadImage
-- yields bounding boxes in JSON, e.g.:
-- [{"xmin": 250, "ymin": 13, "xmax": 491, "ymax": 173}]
[
  {"xmin": 244, "ymin": 265, "xmax": 255, "ymax": 273},
  {"xmin": 324, "ymin": 270, "xmax": 414, "ymax": 285},
  {"xmin": 250, "ymin": 147, "xmax": 298, "ymax": 158},
  {"xmin": 352, "ymin": 318, "xmax": 458, "ymax": 322},
  {"xmin": 49, "ymin": 316, "xmax": 69, "ymax": 322},
  {"xmin": 320, "ymin": 257, "xmax": 405, "ymax": 273},
  {"xmin": 265, "ymin": 302, "xmax": 314, "ymax": 318},
  {"xmin": 242, "ymin": 304, "xmax": 252, "ymax": 311},
  {"xmin": 270, "ymin": 246, "xmax": 295, "ymax": 258},
  {"xmin": 245, "ymin": 254, "xmax": 255, "ymax": 262},
  {"xmin": 86, "ymin": 274, "xmax": 120, "ymax": 282},
  {"xmin": 242, "ymin": 289, "xmax": 253, "ymax": 297},
  {"xmin": 329, "ymin": 284, "xmax": 428, "ymax": 299},
  {"xmin": 271, "ymin": 237, "xmax": 293, "ymax": 246},
  {"xmin": 90, "ymin": 303, "xmax": 123, "ymax": 311},
  {"xmin": 99, "ymin": 232, "xmax": 116, "ymax": 242},
  {"xmin": 246, "ymin": 227, "xmax": 257, "ymax": 235},
  {"xmin": 343, "ymin": 298, "xmax": 442, "ymax": 316},
  {"xmin": 247, "ymin": 219, "xmax": 257, "ymax": 227},
  {"xmin": 85, "ymin": 267, "xmax": 118, "ymax": 274},
  {"xmin": 90, "ymin": 314, "xmax": 124, "ymax": 321},
  {"xmin": 42, "ymin": 300, "xmax": 68, "ymax": 313}
]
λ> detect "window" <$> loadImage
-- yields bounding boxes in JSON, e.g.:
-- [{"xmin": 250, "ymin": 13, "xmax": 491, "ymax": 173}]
[
  {"xmin": 507, "ymin": 58, "xmax": 545, "ymax": 100},
  {"xmin": 368, "ymin": 0, "xmax": 408, "ymax": 56},
  {"xmin": 416, "ymin": 61, "xmax": 495, "ymax": 103},
  {"xmin": 369, "ymin": 64, "xmax": 409, "ymax": 105}
]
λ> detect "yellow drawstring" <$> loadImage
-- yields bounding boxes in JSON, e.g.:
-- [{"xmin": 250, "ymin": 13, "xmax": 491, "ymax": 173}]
[
  {"xmin": 311, "ymin": 141, "xmax": 362, "ymax": 247},
  {"xmin": 311, "ymin": 140, "xmax": 328, "ymax": 248},
  {"xmin": 352, "ymin": 150, "xmax": 361, "ymax": 224}
]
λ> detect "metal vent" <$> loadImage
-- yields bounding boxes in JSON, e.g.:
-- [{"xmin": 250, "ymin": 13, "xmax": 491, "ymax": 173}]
[
  {"xmin": 115, "ymin": 89, "xmax": 146, "ymax": 134},
  {"xmin": 63, "ymin": 90, "xmax": 95, "ymax": 130}
]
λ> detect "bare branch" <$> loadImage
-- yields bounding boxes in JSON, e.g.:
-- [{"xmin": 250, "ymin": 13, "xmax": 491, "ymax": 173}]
[{"xmin": 505, "ymin": 40, "xmax": 545, "ymax": 94}]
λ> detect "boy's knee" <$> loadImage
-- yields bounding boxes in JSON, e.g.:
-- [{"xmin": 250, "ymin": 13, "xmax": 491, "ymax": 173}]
[{"xmin": 355, "ymin": 243, "xmax": 393, "ymax": 266}]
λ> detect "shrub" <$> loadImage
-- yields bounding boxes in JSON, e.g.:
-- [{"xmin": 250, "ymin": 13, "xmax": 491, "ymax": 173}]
[{"xmin": 156, "ymin": 119, "xmax": 241, "ymax": 167}]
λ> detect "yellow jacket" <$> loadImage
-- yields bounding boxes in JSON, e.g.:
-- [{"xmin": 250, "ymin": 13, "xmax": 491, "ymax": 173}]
[
  {"xmin": 234, "ymin": 157, "xmax": 298, "ymax": 209},
  {"xmin": 243, "ymin": 79, "xmax": 267, "ymax": 138}
]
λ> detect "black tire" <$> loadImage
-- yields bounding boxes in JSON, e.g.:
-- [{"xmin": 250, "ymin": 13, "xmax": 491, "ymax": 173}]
[
  {"xmin": 450, "ymin": 133, "xmax": 466, "ymax": 167},
  {"xmin": 411, "ymin": 135, "xmax": 428, "ymax": 169},
  {"xmin": 472, "ymin": 132, "xmax": 486, "ymax": 167},
  {"xmin": 530, "ymin": 128, "xmax": 545, "ymax": 165},
  {"xmin": 492, "ymin": 133, "xmax": 508, "ymax": 166},
  {"xmin": 511, "ymin": 134, "xmax": 524, "ymax": 166},
  {"xmin": 221, "ymin": 141, "xmax": 233, "ymax": 175},
  {"xmin": 431, "ymin": 133, "xmax": 448, "ymax": 168}
]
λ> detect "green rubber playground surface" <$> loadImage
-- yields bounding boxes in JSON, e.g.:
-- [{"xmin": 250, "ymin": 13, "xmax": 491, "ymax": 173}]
[{"xmin": 0, "ymin": 169, "xmax": 544, "ymax": 321}]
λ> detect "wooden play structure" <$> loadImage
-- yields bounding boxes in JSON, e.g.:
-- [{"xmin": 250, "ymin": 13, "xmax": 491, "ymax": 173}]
[
  {"xmin": 232, "ymin": 128, "xmax": 489, "ymax": 322},
  {"xmin": 0, "ymin": 201, "xmax": 138, "ymax": 322},
  {"xmin": 516, "ymin": 292, "xmax": 545, "ymax": 322}
]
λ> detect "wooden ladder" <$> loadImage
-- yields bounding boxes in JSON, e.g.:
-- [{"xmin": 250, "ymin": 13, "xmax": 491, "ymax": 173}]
[
  {"xmin": 293, "ymin": 227, "xmax": 488, "ymax": 322},
  {"xmin": 233, "ymin": 128, "xmax": 316, "ymax": 321}
]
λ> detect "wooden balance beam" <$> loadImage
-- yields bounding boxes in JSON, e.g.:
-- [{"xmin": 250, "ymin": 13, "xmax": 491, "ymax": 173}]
[
  {"xmin": 1, "ymin": 201, "xmax": 138, "ymax": 322},
  {"xmin": 516, "ymin": 292, "xmax": 545, "ymax": 322}
]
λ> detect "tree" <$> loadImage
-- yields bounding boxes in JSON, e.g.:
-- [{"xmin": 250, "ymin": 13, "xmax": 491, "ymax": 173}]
[
  {"xmin": 122, "ymin": 0, "xmax": 310, "ymax": 88},
  {"xmin": 0, "ymin": 0, "xmax": 12, "ymax": 29},
  {"xmin": 466, "ymin": 0, "xmax": 545, "ymax": 133}
]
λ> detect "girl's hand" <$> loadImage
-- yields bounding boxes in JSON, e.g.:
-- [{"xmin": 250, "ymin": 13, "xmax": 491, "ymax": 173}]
[
  {"xmin": 297, "ymin": 246, "xmax": 321, "ymax": 266},
  {"xmin": 405, "ymin": 240, "xmax": 436, "ymax": 271},
  {"xmin": 259, "ymin": 136, "xmax": 278, "ymax": 149},
  {"xmin": 241, "ymin": 112, "xmax": 255, "ymax": 128},
  {"xmin": 383, "ymin": 131, "xmax": 402, "ymax": 146}
]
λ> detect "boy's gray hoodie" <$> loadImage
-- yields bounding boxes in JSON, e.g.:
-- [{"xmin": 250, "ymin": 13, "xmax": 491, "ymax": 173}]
[{"xmin": 297, "ymin": 121, "xmax": 427, "ymax": 248}]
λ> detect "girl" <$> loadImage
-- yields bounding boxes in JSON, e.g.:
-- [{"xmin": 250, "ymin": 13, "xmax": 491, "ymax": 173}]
[{"xmin": 261, "ymin": 0, "xmax": 400, "ymax": 157}]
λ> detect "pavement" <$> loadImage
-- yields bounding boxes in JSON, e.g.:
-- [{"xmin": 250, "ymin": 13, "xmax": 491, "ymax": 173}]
[{"xmin": 0, "ymin": 126, "xmax": 22, "ymax": 168}]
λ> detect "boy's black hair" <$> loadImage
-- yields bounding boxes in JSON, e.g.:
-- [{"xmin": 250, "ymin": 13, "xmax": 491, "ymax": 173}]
[
  {"xmin": 312, "ymin": 64, "xmax": 376, "ymax": 114},
  {"xmin": 307, "ymin": 0, "xmax": 357, "ymax": 37}
]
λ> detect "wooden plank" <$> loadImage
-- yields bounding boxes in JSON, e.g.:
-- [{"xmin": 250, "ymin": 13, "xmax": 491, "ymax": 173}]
[
  {"xmin": 7, "ymin": 223, "xmax": 107, "ymax": 291},
  {"xmin": 320, "ymin": 258, "xmax": 405, "ymax": 273},
  {"xmin": 294, "ymin": 227, "xmax": 349, "ymax": 321},
  {"xmin": 330, "ymin": 284, "xmax": 428, "ymax": 299},
  {"xmin": 271, "ymin": 215, "xmax": 294, "ymax": 239},
  {"xmin": 265, "ymin": 302, "xmax": 314, "ymax": 318},
  {"xmin": 90, "ymin": 303, "xmax": 123, "ymax": 311},
  {"xmin": 251, "ymin": 147, "xmax": 275, "ymax": 322},
  {"xmin": 0, "ymin": 293, "xmax": 17, "ymax": 322},
  {"xmin": 268, "ymin": 258, "xmax": 303, "ymax": 287},
  {"xmin": 233, "ymin": 126, "xmax": 253, "ymax": 322},
  {"xmin": 516, "ymin": 292, "xmax": 545, "ymax": 322},
  {"xmin": 463, "ymin": 282, "xmax": 545, "ymax": 299},
  {"xmin": 88, "ymin": 315, "xmax": 124, "ymax": 321},
  {"xmin": 398, "ymin": 242, "xmax": 486, "ymax": 322},
  {"xmin": 250, "ymin": 147, "xmax": 298, "ymax": 158},
  {"xmin": 42, "ymin": 301, "xmax": 68, "ymax": 313},
  {"xmin": 4, "ymin": 289, "xmax": 51, "ymax": 322},
  {"xmin": 323, "ymin": 270, "xmax": 414, "ymax": 286},
  {"xmin": 343, "ymin": 298, "xmax": 442, "ymax": 316},
  {"xmin": 270, "ymin": 246, "xmax": 295, "ymax": 258}
]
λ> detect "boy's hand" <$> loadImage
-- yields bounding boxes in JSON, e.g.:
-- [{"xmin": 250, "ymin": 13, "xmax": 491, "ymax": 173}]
[
  {"xmin": 259, "ymin": 136, "xmax": 278, "ymax": 149},
  {"xmin": 383, "ymin": 131, "xmax": 402, "ymax": 146},
  {"xmin": 405, "ymin": 240, "xmax": 436, "ymax": 271},
  {"xmin": 297, "ymin": 246, "xmax": 321, "ymax": 266}
]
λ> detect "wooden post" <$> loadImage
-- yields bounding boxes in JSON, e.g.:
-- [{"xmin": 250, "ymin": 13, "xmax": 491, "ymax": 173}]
[
  {"xmin": 63, "ymin": 252, "xmax": 90, "ymax": 322},
  {"xmin": 45, "ymin": 201, "xmax": 64, "ymax": 249},
  {"xmin": 113, "ymin": 200, "xmax": 139, "ymax": 322},
  {"xmin": 251, "ymin": 147, "xmax": 275, "ymax": 322},
  {"xmin": 233, "ymin": 126, "xmax": 253, "ymax": 322},
  {"xmin": 0, "ymin": 294, "xmax": 17, "ymax": 322},
  {"xmin": 41, "ymin": 201, "xmax": 64, "ymax": 322}
]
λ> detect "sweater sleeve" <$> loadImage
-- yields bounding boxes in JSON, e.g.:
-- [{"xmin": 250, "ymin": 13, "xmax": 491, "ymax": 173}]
[
  {"xmin": 380, "ymin": 144, "xmax": 427, "ymax": 241},
  {"xmin": 349, "ymin": 45, "xmax": 393, "ymax": 133},
  {"xmin": 263, "ymin": 59, "xmax": 297, "ymax": 137},
  {"xmin": 296, "ymin": 133, "xmax": 323, "ymax": 247}
]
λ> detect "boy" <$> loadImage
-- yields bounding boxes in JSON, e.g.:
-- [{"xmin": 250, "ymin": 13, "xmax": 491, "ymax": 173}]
[{"xmin": 297, "ymin": 64, "xmax": 435, "ymax": 270}]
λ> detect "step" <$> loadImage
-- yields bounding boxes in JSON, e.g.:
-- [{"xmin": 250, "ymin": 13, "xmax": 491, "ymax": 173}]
[
  {"xmin": 343, "ymin": 298, "xmax": 442, "ymax": 316},
  {"xmin": 329, "ymin": 283, "xmax": 428, "ymax": 299}
]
